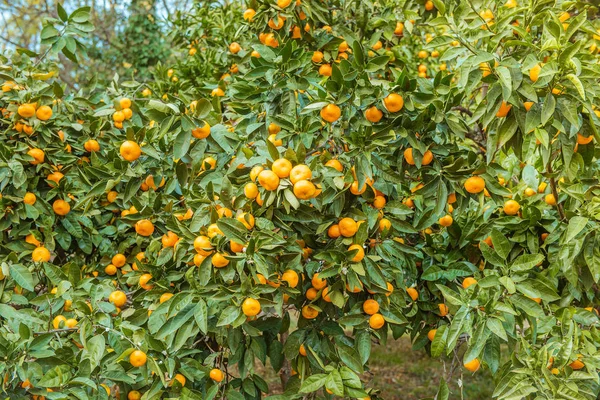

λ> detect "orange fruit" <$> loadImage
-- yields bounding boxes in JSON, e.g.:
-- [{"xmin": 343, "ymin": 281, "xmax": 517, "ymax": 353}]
[
  {"xmin": 294, "ymin": 180, "xmax": 316, "ymax": 199},
  {"xmin": 327, "ymin": 224, "xmax": 341, "ymax": 238},
  {"xmin": 529, "ymin": 64, "xmax": 541, "ymax": 82},
  {"xmin": 383, "ymin": 93, "xmax": 404, "ymax": 112},
  {"xmin": 229, "ymin": 42, "xmax": 241, "ymax": 54},
  {"xmin": 268, "ymin": 16, "xmax": 286, "ymax": 29},
  {"xmin": 305, "ymin": 288, "xmax": 318, "ymax": 300},
  {"xmin": 425, "ymin": 0, "xmax": 434, "ymax": 10},
  {"xmin": 577, "ymin": 134, "xmax": 593, "ymax": 145},
  {"xmin": 503, "ymin": 200, "xmax": 520, "ymax": 215},
  {"xmin": 202, "ymin": 156, "xmax": 217, "ymax": 170},
  {"xmin": 160, "ymin": 293, "xmax": 173, "ymax": 303},
  {"xmin": 394, "ymin": 21, "xmax": 404, "ymax": 35},
  {"xmin": 113, "ymin": 110, "xmax": 125, "ymax": 122},
  {"xmin": 135, "ymin": 220, "xmax": 154, "ymax": 236},
  {"xmin": 52, "ymin": 199, "xmax": 70, "ymax": 216},
  {"xmin": 212, "ymin": 253, "xmax": 229, "ymax": 268},
  {"xmin": 161, "ymin": 231, "xmax": 179, "ymax": 248},
  {"xmin": 379, "ymin": 218, "xmax": 391, "ymax": 232},
  {"xmin": 84, "ymin": 139, "xmax": 100, "ymax": 152},
  {"xmin": 312, "ymin": 51, "xmax": 324, "ymax": 63},
  {"xmin": 462, "ymin": 277, "xmax": 478, "ymax": 289},
  {"xmin": 130, "ymin": 350, "xmax": 147, "ymax": 367},
  {"xmin": 268, "ymin": 123, "xmax": 281, "ymax": 135},
  {"xmin": 373, "ymin": 196, "xmax": 386, "ymax": 209},
  {"xmin": 217, "ymin": 208, "xmax": 233, "ymax": 218},
  {"xmin": 350, "ymin": 181, "xmax": 367, "ymax": 195},
  {"xmin": 496, "ymin": 101, "xmax": 512, "ymax": 117},
  {"xmin": 348, "ymin": 244, "xmax": 365, "ymax": 262},
  {"xmin": 464, "ymin": 358, "xmax": 481, "ymax": 372},
  {"xmin": 237, "ymin": 212, "xmax": 255, "ymax": 229},
  {"xmin": 25, "ymin": 234, "xmax": 41, "ymax": 247},
  {"xmin": 545, "ymin": 193, "xmax": 557, "ymax": 206},
  {"xmin": 464, "ymin": 176, "xmax": 485, "ymax": 194},
  {"xmin": 281, "ymin": 269, "xmax": 299, "ymax": 287},
  {"xmin": 302, "ymin": 305, "xmax": 319, "ymax": 319},
  {"xmin": 250, "ymin": 166, "xmax": 264, "ymax": 181},
  {"xmin": 17, "ymin": 103, "xmax": 36, "ymax": 118},
  {"xmin": 325, "ymin": 159, "xmax": 343, "ymax": 172},
  {"xmin": 32, "ymin": 246, "xmax": 51, "ymax": 262},
  {"xmin": 272, "ymin": 158, "xmax": 293, "ymax": 178},
  {"xmin": 322, "ymin": 287, "xmax": 332, "ymax": 302},
  {"xmin": 319, "ymin": 64, "xmax": 332, "ymax": 76},
  {"xmin": 170, "ymin": 374, "xmax": 186, "ymax": 386},
  {"xmin": 427, "ymin": 329, "xmax": 437, "ymax": 341},
  {"xmin": 209, "ymin": 368, "xmax": 225, "ymax": 382},
  {"xmin": 339, "ymin": 218, "xmax": 358, "ymax": 237},
  {"xmin": 242, "ymin": 298, "xmax": 261, "ymax": 316},
  {"xmin": 369, "ymin": 313, "xmax": 385, "ymax": 329},
  {"xmin": 105, "ymin": 264, "xmax": 117, "ymax": 275},
  {"xmin": 243, "ymin": 8, "xmax": 256, "ymax": 21},
  {"xmin": 438, "ymin": 215, "xmax": 453, "ymax": 227},
  {"xmin": 108, "ymin": 290, "xmax": 127, "ymax": 307},
  {"xmin": 128, "ymin": 391, "xmax": 142, "ymax": 400},
  {"xmin": 320, "ymin": 104, "xmax": 341, "ymax": 123},
  {"xmin": 27, "ymin": 148, "xmax": 45, "ymax": 164},
  {"xmin": 406, "ymin": 287, "xmax": 418, "ymax": 301},
  {"xmin": 365, "ymin": 106, "xmax": 383, "ymax": 123},
  {"xmin": 299, "ymin": 344, "xmax": 307, "ymax": 356},
  {"xmin": 53, "ymin": 315, "xmax": 67, "ymax": 329},
  {"xmin": 194, "ymin": 235, "xmax": 214, "ymax": 256},
  {"xmin": 207, "ymin": 223, "xmax": 224, "ymax": 238},
  {"xmin": 363, "ymin": 299, "xmax": 380, "ymax": 315},
  {"xmin": 404, "ymin": 148, "xmax": 433, "ymax": 165},
  {"xmin": 439, "ymin": 303, "xmax": 449, "ymax": 316},
  {"xmin": 112, "ymin": 254, "xmax": 126, "ymax": 268},
  {"xmin": 258, "ymin": 170, "xmax": 280, "ymax": 191},
  {"xmin": 311, "ymin": 273, "xmax": 327, "ymax": 289},
  {"xmin": 570, "ymin": 356, "xmax": 585, "ymax": 370},
  {"xmin": 230, "ymin": 241, "xmax": 245, "ymax": 253},
  {"xmin": 23, "ymin": 192, "xmax": 36, "ymax": 205},
  {"xmin": 120, "ymin": 141, "xmax": 142, "ymax": 162},
  {"xmin": 192, "ymin": 123, "xmax": 211, "ymax": 139},
  {"xmin": 523, "ymin": 101, "xmax": 534, "ymax": 111},
  {"xmin": 244, "ymin": 182, "xmax": 259, "ymax": 199},
  {"xmin": 139, "ymin": 274, "xmax": 153, "ymax": 290},
  {"xmin": 290, "ymin": 164, "xmax": 312, "ymax": 184}
]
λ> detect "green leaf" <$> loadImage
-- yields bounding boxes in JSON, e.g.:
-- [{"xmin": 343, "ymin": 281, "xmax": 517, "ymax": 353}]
[
  {"xmin": 300, "ymin": 374, "xmax": 327, "ymax": 393},
  {"xmin": 81, "ymin": 335, "xmax": 105, "ymax": 371},
  {"xmin": 511, "ymin": 254, "xmax": 544, "ymax": 272},
  {"xmin": 496, "ymin": 66, "xmax": 512, "ymax": 100},
  {"xmin": 337, "ymin": 342, "xmax": 364, "ymax": 373},
  {"xmin": 566, "ymin": 74, "xmax": 585, "ymax": 100},
  {"xmin": 217, "ymin": 305, "xmax": 241, "ymax": 327},
  {"xmin": 365, "ymin": 56, "xmax": 390, "ymax": 72},
  {"xmin": 194, "ymin": 299, "xmax": 208, "ymax": 333},
  {"xmin": 491, "ymin": 229, "xmax": 512, "ymax": 260},
  {"xmin": 37, "ymin": 365, "xmax": 72, "ymax": 387},
  {"xmin": 174, "ymin": 128, "xmax": 192, "ymax": 159},
  {"xmin": 325, "ymin": 370, "xmax": 344, "ymax": 396},
  {"xmin": 216, "ymin": 218, "xmax": 249, "ymax": 244},
  {"xmin": 564, "ymin": 217, "xmax": 588, "ymax": 243},
  {"xmin": 156, "ymin": 304, "xmax": 196, "ymax": 339},
  {"xmin": 486, "ymin": 318, "xmax": 508, "ymax": 341},
  {"xmin": 541, "ymin": 93, "xmax": 555, "ymax": 125},
  {"xmin": 10, "ymin": 264, "xmax": 34, "ymax": 291}
]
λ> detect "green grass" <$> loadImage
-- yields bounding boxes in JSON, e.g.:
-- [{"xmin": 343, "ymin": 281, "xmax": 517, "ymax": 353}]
[
  {"xmin": 256, "ymin": 335, "xmax": 494, "ymax": 399},
  {"xmin": 364, "ymin": 337, "xmax": 494, "ymax": 399}
]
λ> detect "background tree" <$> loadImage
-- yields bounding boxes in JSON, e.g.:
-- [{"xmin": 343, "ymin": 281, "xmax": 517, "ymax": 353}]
[{"xmin": 1, "ymin": 0, "xmax": 600, "ymax": 399}]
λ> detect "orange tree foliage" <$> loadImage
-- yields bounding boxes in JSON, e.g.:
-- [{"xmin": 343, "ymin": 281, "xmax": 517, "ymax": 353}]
[{"xmin": 2, "ymin": 0, "xmax": 600, "ymax": 399}]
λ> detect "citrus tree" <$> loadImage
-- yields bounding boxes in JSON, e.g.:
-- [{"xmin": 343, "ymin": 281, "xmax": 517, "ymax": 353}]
[{"xmin": 1, "ymin": 0, "xmax": 600, "ymax": 399}]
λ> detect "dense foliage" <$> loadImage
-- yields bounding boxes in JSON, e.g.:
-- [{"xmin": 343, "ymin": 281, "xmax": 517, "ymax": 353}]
[{"xmin": 1, "ymin": 0, "xmax": 600, "ymax": 399}]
